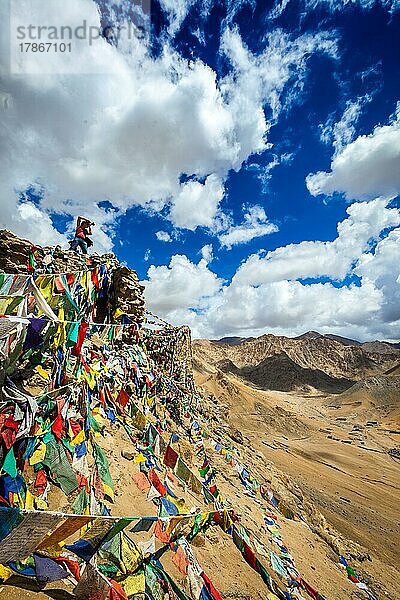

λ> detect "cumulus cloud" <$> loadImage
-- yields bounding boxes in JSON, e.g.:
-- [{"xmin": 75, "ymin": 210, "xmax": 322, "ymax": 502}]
[
  {"xmin": 200, "ymin": 244, "xmax": 214, "ymax": 263},
  {"xmin": 168, "ymin": 175, "xmax": 225, "ymax": 231},
  {"xmin": 0, "ymin": 0, "xmax": 337, "ymax": 250},
  {"xmin": 355, "ymin": 227, "xmax": 400, "ymax": 324},
  {"xmin": 156, "ymin": 231, "xmax": 172, "ymax": 242},
  {"xmin": 307, "ymin": 108, "xmax": 400, "ymax": 200},
  {"xmin": 207, "ymin": 278, "xmax": 385, "ymax": 340},
  {"xmin": 143, "ymin": 198, "xmax": 400, "ymax": 341},
  {"xmin": 142, "ymin": 254, "xmax": 223, "ymax": 336},
  {"xmin": 219, "ymin": 205, "xmax": 278, "ymax": 249},
  {"xmin": 233, "ymin": 198, "xmax": 399, "ymax": 283}
]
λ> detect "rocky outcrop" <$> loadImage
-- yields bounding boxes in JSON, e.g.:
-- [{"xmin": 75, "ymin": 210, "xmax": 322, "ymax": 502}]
[
  {"xmin": 0, "ymin": 229, "xmax": 35, "ymax": 273},
  {"xmin": 0, "ymin": 229, "xmax": 146, "ymax": 325},
  {"xmin": 111, "ymin": 266, "xmax": 145, "ymax": 325},
  {"xmin": 0, "ymin": 229, "xmax": 112, "ymax": 273}
]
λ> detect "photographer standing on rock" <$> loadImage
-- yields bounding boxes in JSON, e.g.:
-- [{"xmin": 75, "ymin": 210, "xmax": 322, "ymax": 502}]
[{"xmin": 70, "ymin": 216, "xmax": 94, "ymax": 255}]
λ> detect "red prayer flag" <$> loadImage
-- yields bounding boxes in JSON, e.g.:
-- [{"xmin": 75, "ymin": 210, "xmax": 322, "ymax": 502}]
[
  {"xmin": 51, "ymin": 414, "xmax": 64, "ymax": 441},
  {"xmin": 148, "ymin": 469, "xmax": 166, "ymax": 497},
  {"xmin": 91, "ymin": 268, "xmax": 100, "ymax": 290},
  {"xmin": 243, "ymin": 542, "xmax": 258, "ymax": 571},
  {"xmin": 117, "ymin": 388, "xmax": 130, "ymax": 409},
  {"xmin": 54, "ymin": 276, "xmax": 66, "ymax": 293},
  {"xmin": 108, "ymin": 581, "xmax": 128, "ymax": 600},
  {"xmin": 299, "ymin": 578, "xmax": 320, "ymax": 600},
  {"xmin": 72, "ymin": 322, "xmax": 89, "ymax": 357},
  {"xmin": 201, "ymin": 572, "xmax": 223, "ymax": 600},
  {"xmin": 34, "ymin": 470, "xmax": 48, "ymax": 495},
  {"xmin": 163, "ymin": 445, "xmax": 178, "ymax": 469}
]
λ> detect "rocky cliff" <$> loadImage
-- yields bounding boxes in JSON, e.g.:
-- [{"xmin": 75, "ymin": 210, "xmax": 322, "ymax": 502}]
[{"xmin": 0, "ymin": 229, "xmax": 146, "ymax": 324}]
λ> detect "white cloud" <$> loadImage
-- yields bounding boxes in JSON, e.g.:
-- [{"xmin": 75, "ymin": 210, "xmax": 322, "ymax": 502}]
[
  {"xmin": 158, "ymin": 0, "xmax": 256, "ymax": 36},
  {"xmin": 157, "ymin": 0, "xmax": 197, "ymax": 35},
  {"xmin": 307, "ymin": 108, "xmax": 400, "ymax": 200},
  {"xmin": 142, "ymin": 254, "xmax": 223, "ymax": 336},
  {"xmin": 219, "ymin": 205, "xmax": 278, "ymax": 249},
  {"xmin": 14, "ymin": 201, "xmax": 65, "ymax": 247},
  {"xmin": 144, "ymin": 249, "xmax": 151, "ymax": 261},
  {"xmin": 206, "ymin": 278, "xmax": 385, "ymax": 340},
  {"xmin": 156, "ymin": 231, "xmax": 172, "ymax": 242},
  {"xmin": 200, "ymin": 244, "xmax": 214, "ymax": 263},
  {"xmin": 142, "ymin": 199, "xmax": 400, "ymax": 341},
  {"xmin": 269, "ymin": 0, "xmax": 400, "ymax": 19},
  {"xmin": 355, "ymin": 227, "xmax": 400, "ymax": 324},
  {"xmin": 220, "ymin": 27, "xmax": 337, "ymax": 126},
  {"xmin": 249, "ymin": 152, "xmax": 294, "ymax": 192},
  {"xmin": 0, "ymin": 0, "xmax": 337, "ymax": 249},
  {"xmin": 168, "ymin": 175, "xmax": 225, "ymax": 231},
  {"xmin": 320, "ymin": 95, "xmax": 371, "ymax": 155},
  {"xmin": 232, "ymin": 198, "xmax": 399, "ymax": 283}
]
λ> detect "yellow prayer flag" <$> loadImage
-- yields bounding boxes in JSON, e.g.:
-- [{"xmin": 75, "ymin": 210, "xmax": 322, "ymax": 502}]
[
  {"xmin": 134, "ymin": 453, "xmax": 146, "ymax": 464},
  {"xmin": 35, "ymin": 365, "xmax": 50, "ymax": 381},
  {"xmin": 71, "ymin": 430, "xmax": 85, "ymax": 446},
  {"xmin": 24, "ymin": 490, "xmax": 35, "ymax": 510},
  {"xmin": 37, "ymin": 515, "xmax": 94, "ymax": 549},
  {"xmin": 122, "ymin": 572, "xmax": 145, "ymax": 596},
  {"xmin": 0, "ymin": 564, "xmax": 13, "ymax": 582},
  {"xmin": 29, "ymin": 441, "xmax": 47, "ymax": 465},
  {"xmin": 83, "ymin": 370, "xmax": 96, "ymax": 390},
  {"xmin": 120, "ymin": 535, "xmax": 142, "ymax": 574},
  {"xmin": 103, "ymin": 483, "xmax": 114, "ymax": 502}
]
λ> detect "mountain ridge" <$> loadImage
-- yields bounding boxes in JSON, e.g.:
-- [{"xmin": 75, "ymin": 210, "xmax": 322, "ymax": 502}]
[
  {"xmin": 194, "ymin": 331, "xmax": 400, "ymax": 391},
  {"xmin": 213, "ymin": 330, "xmax": 400, "ymax": 348}
]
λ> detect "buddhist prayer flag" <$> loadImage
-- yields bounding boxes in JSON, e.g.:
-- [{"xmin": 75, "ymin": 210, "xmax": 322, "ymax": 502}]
[
  {"xmin": 117, "ymin": 388, "xmax": 130, "ymax": 408},
  {"xmin": 66, "ymin": 517, "xmax": 117, "ymax": 562},
  {"xmin": 0, "ymin": 511, "xmax": 62, "ymax": 563},
  {"xmin": 37, "ymin": 515, "xmax": 94, "ymax": 550}
]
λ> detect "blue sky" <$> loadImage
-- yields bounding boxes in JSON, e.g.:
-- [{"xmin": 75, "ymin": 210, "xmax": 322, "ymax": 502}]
[{"xmin": 0, "ymin": 0, "xmax": 399, "ymax": 340}]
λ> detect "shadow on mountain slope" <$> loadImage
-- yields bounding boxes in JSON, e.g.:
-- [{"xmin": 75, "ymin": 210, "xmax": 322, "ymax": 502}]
[{"xmin": 218, "ymin": 351, "xmax": 355, "ymax": 393}]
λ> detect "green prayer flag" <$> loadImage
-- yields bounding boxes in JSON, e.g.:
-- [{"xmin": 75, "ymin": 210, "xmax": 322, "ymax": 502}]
[
  {"xmin": 43, "ymin": 436, "xmax": 79, "ymax": 495},
  {"xmin": 66, "ymin": 322, "xmax": 79, "ymax": 348},
  {"xmin": 199, "ymin": 464, "xmax": 210, "ymax": 478},
  {"xmin": 92, "ymin": 441, "xmax": 114, "ymax": 498},
  {"xmin": 72, "ymin": 488, "xmax": 89, "ymax": 514},
  {"xmin": 2, "ymin": 448, "xmax": 17, "ymax": 478}
]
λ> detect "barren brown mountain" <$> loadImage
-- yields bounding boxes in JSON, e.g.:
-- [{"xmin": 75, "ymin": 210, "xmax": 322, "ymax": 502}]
[
  {"xmin": 195, "ymin": 333, "xmax": 400, "ymax": 385},
  {"xmin": 192, "ymin": 333, "xmax": 400, "ymax": 599}
]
